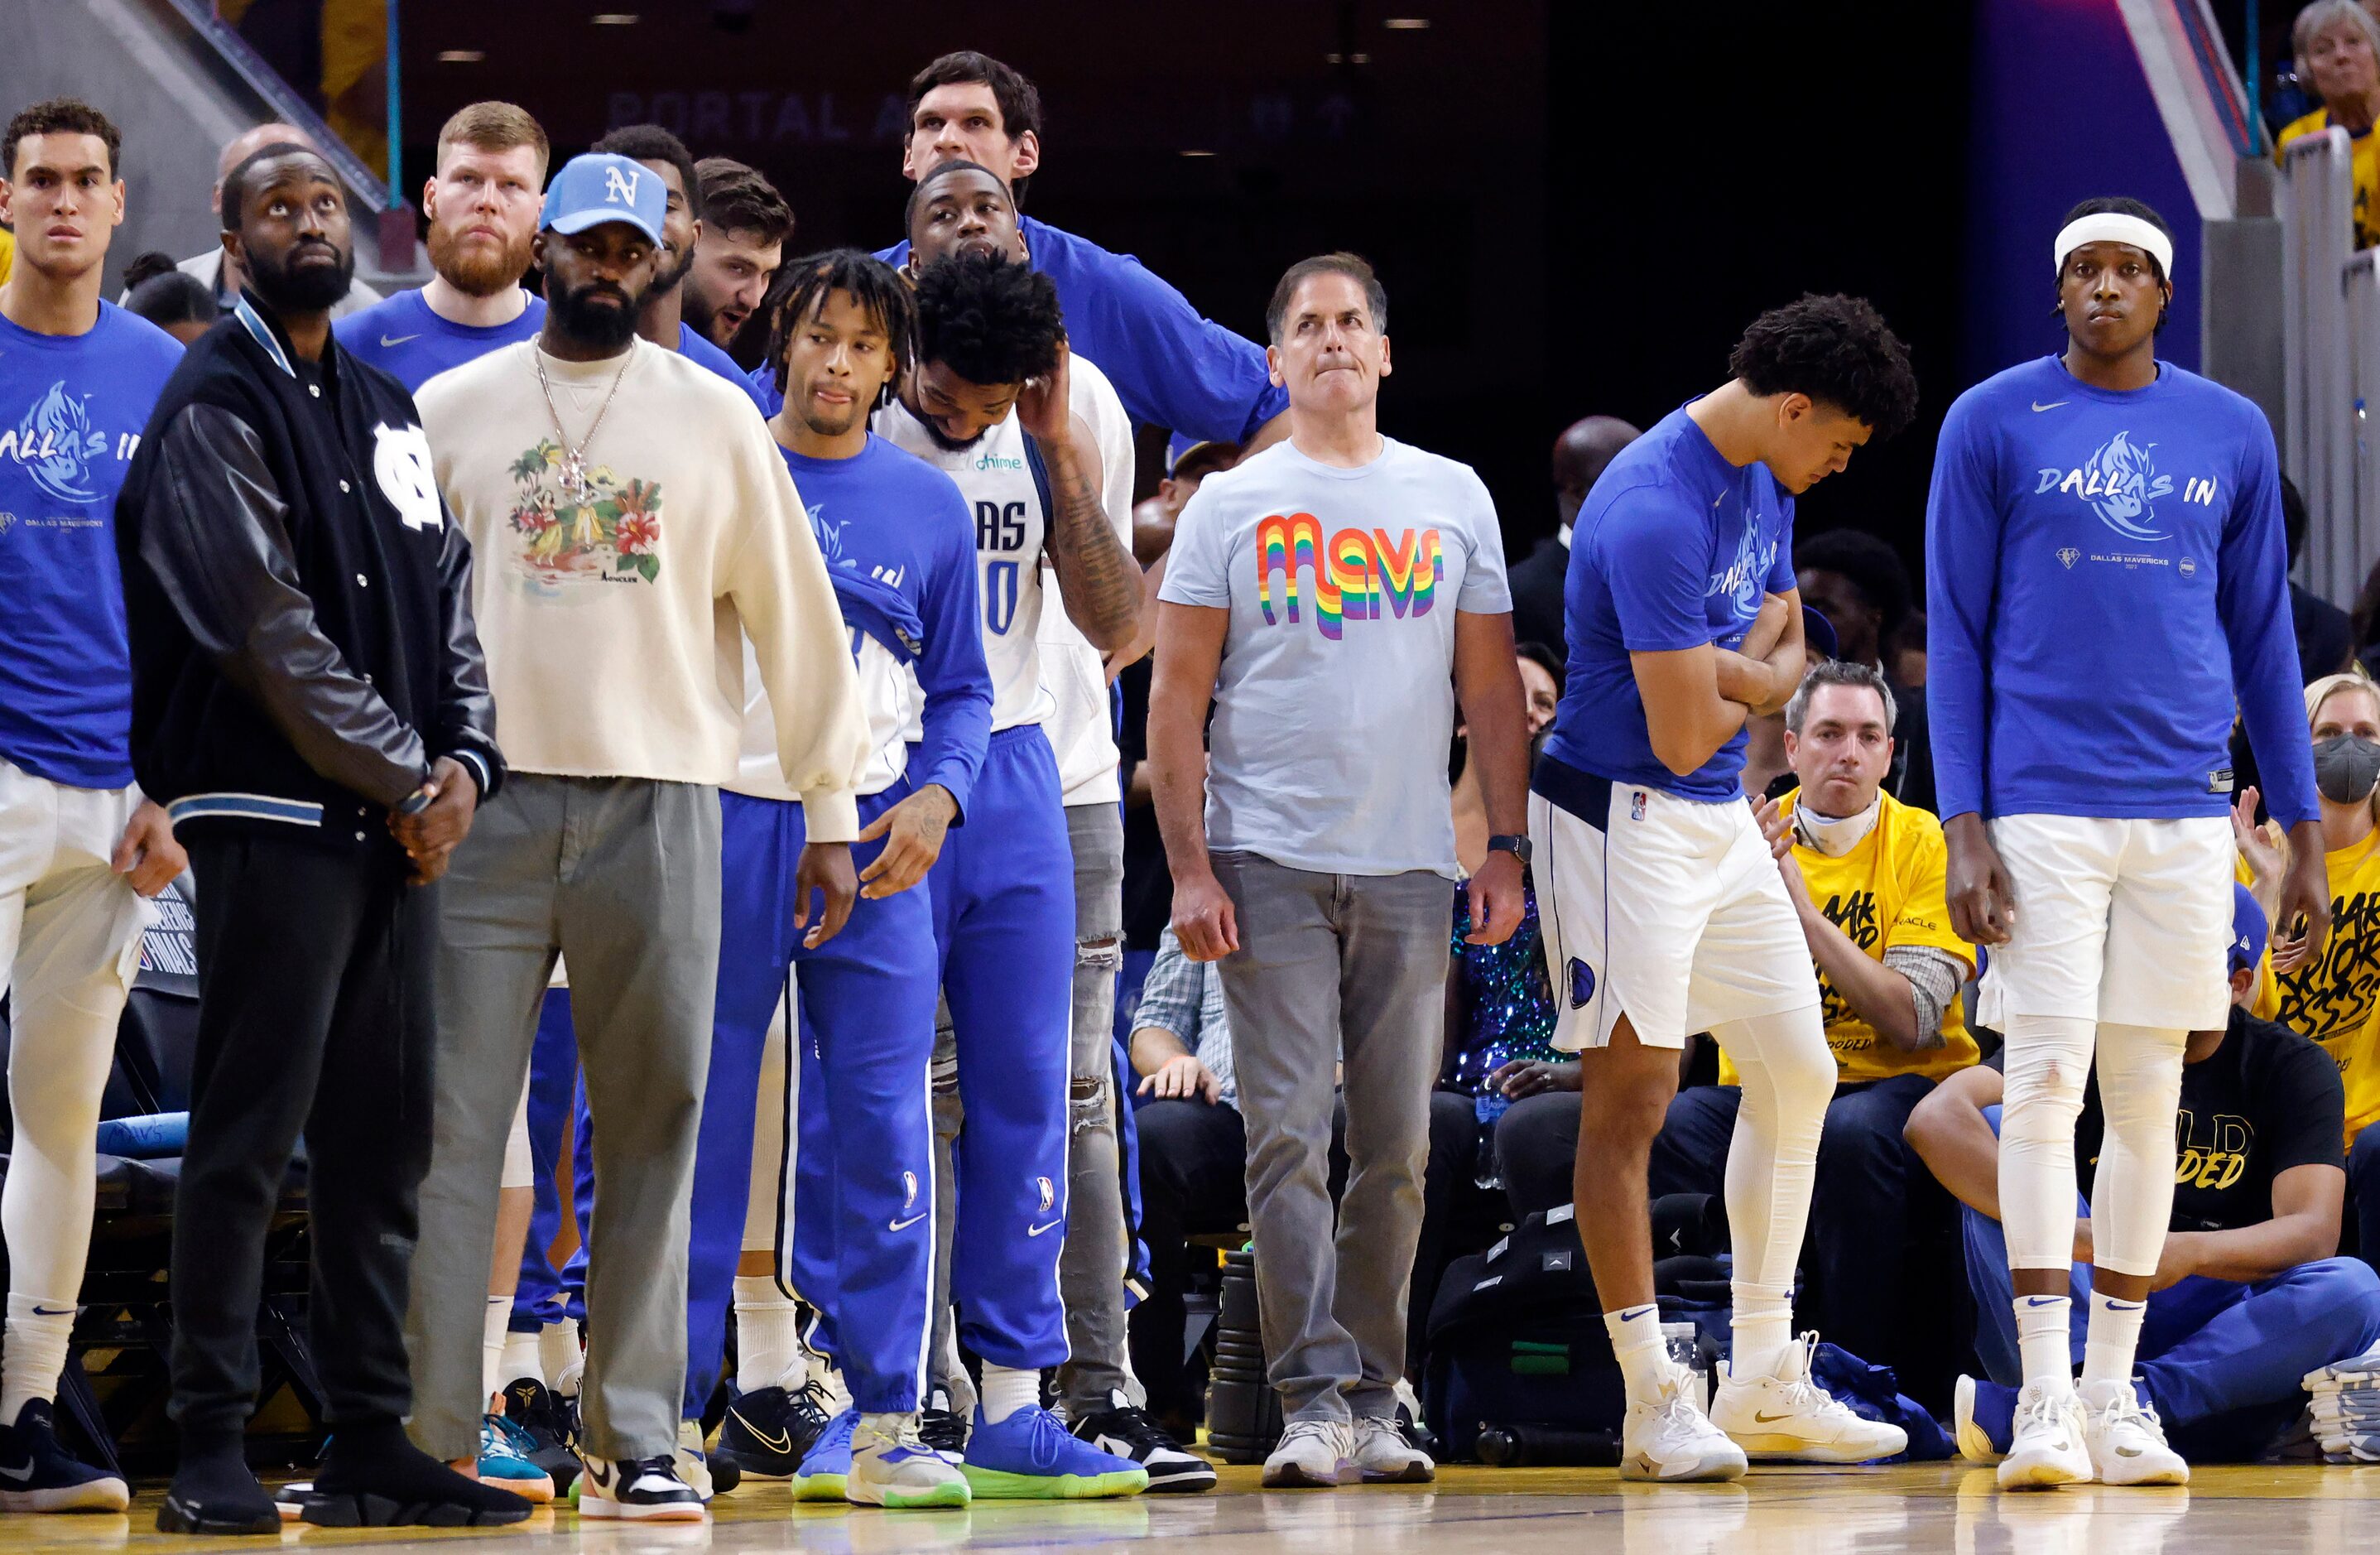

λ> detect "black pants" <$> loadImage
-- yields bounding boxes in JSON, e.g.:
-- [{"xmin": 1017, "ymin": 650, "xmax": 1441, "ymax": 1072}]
[{"xmin": 169, "ymin": 830, "xmax": 435, "ymax": 1440}]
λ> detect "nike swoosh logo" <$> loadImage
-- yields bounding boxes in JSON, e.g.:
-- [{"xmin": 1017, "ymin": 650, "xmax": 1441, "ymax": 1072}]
[
  {"xmin": 1026, "ymin": 1219, "xmax": 1063, "ymax": 1236},
  {"xmin": 1753, "ymin": 1412, "xmax": 1794, "ymax": 1423},
  {"xmin": 731, "ymin": 1412, "xmax": 792, "ymax": 1456},
  {"xmin": 2031, "ymin": 400, "xmax": 2068, "ymax": 412},
  {"xmin": 29, "ymin": 1306, "xmax": 70, "ymax": 1317},
  {"xmin": 0, "ymin": 1462, "xmax": 34, "ymax": 1482},
  {"xmin": 2026, "ymin": 1297, "xmax": 2063, "ymax": 1307},
  {"xmin": 1619, "ymin": 1308, "xmax": 1652, "ymax": 1322},
  {"xmin": 887, "ymin": 1212, "xmax": 928, "ymax": 1231},
  {"xmin": 379, "ymin": 333, "xmax": 421, "ymax": 347},
  {"xmin": 2116, "ymin": 1446, "xmax": 2142, "ymax": 1456}
]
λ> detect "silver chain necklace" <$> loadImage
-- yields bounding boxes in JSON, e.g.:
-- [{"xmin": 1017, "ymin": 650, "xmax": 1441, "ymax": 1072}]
[{"xmin": 534, "ymin": 345, "xmax": 633, "ymax": 503}]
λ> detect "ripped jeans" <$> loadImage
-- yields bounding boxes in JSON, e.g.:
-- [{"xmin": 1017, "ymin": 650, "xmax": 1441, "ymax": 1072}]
[{"xmin": 1055, "ymin": 800, "xmax": 1131, "ymax": 1413}]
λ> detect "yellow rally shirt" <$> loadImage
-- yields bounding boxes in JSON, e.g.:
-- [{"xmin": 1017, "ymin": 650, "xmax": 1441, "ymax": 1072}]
[
  {"xmin": 2279, "ymin": 108, "xmax": 2380, "ymax": 252},
  {"xmin": 1721, "ymin": 791, "xmax": 1977, "ymax": 1087},
  {"xmin": 2249, "ymin": 829, "xmax": 2380, "ymax": 1145}
]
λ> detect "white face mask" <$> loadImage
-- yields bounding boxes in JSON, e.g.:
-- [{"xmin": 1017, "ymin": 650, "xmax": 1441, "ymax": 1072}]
[{"xmin": 1791, "ymin": 794, "xmax": 1881, "ymax": 857}]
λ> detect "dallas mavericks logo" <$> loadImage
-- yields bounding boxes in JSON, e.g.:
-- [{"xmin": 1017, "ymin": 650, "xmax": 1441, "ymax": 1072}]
[
  {"xmin": 807, "ymin": 502, "xmax": 845, "ymax": 566},
  {"xmin": 12, "ymin": 381, "xmax": 106, "ymax": 503},
  {"xmin": 1707, "ymin": 518, "xmax": 1772, "ymax": 619},
  {"xmin": 604, "ymin": 164, "xmax": 641, "ymax": 205},
  {"xmin": 2036, "ymin": 431, "xmax": 2176, "ymax": 543}
]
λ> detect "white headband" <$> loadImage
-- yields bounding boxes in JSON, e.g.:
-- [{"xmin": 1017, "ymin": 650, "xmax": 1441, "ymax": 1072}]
[{"xmin": 2053, "ymin": 213, "xmax": 2173, "ymax": 282}]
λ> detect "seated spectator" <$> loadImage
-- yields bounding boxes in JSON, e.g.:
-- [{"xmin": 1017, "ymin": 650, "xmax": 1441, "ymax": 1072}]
[
  {"xmin": 2284, "ymin": 478, "xmax": 2354, "ymax": 681},
  {"xmin": 1910, "ymin": 885, "xmax": 2380, "ymax": 1463},
  {"xmin": 1506, "ymin": 416, "xmax": 1641, "ymax": 657},
  {"xmin": 2235, "ymin": 672, "xmax": 2380, "ymax": 1264},
  {"xmin": 1496, "ymin": 660, "xmax": 1976, "ymax": 1379},
  {"xmin": 122, "ymin": 264, "xmax": 218, "ymax": 346},
  {"xmin": 2279, "ymin": 1, "xmax": 2380, "ymax": 250},
  {"xmin": 1795, "ymin": 527, "xmax": 1934, "ymax": 811}
]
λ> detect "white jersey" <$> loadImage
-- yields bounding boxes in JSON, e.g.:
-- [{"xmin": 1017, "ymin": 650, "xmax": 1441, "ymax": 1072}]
[
  {"xmin": 1031, "ymin": 355, "xmax": 1136, "ymax": 804},
  {"xmin": 875, "ymin": 353, "xmax": 1130, "ymax": 738}
]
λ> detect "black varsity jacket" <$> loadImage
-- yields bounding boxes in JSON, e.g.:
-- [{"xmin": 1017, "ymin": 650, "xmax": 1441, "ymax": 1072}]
[{"xmin": 114, "ymin": 295, "xmax": 503, "ymax": 845}]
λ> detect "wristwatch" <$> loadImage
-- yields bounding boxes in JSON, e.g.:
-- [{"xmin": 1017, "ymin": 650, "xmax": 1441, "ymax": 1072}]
[{"xmin": 1486, "ymin": 833, "xmax": 1532, "ymax": 864}]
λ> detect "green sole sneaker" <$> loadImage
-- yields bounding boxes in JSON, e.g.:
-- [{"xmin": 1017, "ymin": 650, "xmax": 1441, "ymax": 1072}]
[
  {"xmin": 791, "ymin": 1473, "xmax": 847, "ymax": 1503},
  {"xmin": 853, "ymin": 1480, "xmax": 971, "ymax": 1509},
  {"xmin": 959, "ymin": 1465, "xmax": 1149, "ymax": 1500}
]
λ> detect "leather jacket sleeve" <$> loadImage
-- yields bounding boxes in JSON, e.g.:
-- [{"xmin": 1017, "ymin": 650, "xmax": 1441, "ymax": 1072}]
[
  {"xmin": 139, "ymin": 403, "xmax": 432, "ymax": 808},
  {"xmin": 431, "ymin": 516, "xmax": 506, "ymax": 801}
]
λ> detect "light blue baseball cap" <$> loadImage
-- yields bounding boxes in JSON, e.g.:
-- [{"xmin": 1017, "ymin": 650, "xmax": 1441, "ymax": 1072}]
[{"xmin": 539, "ymin": 152, "xmax": 666, "ymax": 246}]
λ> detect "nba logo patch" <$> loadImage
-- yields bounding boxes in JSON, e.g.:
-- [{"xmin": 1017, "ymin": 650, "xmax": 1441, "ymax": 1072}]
[
  {"xmin": 902, "ymin": 1171, "xmax": 919, "ymax": 1211},
  {"xmin": 1036, "ymin": 1177, "xmax": 1055, "ymax": 1212},
  {"xmin": 1629, "ymin": 791, "xmax": 1647, "ymax": 821},
  {"xmin": 1567, "ymin": 957, "xmax": 1597, "ymax": 1009},
  {"xmin": 2057, "ymin": 546, "xmax": 2079, "ymax": 569}
]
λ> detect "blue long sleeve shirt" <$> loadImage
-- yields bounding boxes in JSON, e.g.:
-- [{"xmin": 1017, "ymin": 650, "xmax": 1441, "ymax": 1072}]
[
  {"xmin": 777, "ymin": 436, "xmax": 991, "ymax": 814},
  {"xmin": 1924, "ymin": 356, "xmax": 2320, "ymax": 831},
  {"xmin": 877, "ymin": 214, "xmax": 1285, "ymax": 443}
]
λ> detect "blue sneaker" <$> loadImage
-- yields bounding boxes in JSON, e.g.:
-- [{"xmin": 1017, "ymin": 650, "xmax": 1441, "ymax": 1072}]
[
  {"xmin": 959, "ymin": 1405, "xmax": 1147, "ymax": 1500},
  {"xmin": 791, "ymin": 1408, "xmax": 856, "ymax": 1503},
  {"xmin": 478, "ymin": 1414, "xmax": 555, "ymax": 1503},
  {"xmin": 1954, "ymin": 1374, "xmax": 2016, "ymax": 1462},
  {"xmin": 0, "ymin": 1400, "xmax": 130, "ymax": 1513}
]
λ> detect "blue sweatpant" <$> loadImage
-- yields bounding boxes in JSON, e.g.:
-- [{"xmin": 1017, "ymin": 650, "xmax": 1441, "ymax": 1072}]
[
  {"xmin": 684, "ymin": 784, "xmax": 940, "ymax": 1417},
  {"xmin": 1964, "ymin": 1105, "xmax": 2380, "ymax": 1460},
  {"xmin": 931, "ymin": 725, "xmax": 1075, "ymax": 1370}
]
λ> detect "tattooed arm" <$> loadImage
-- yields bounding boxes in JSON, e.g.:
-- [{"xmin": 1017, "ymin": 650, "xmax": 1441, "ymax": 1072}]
[{"xmin": 1017, "ymin": 340, "xmax": 1142, "ymax": 652}]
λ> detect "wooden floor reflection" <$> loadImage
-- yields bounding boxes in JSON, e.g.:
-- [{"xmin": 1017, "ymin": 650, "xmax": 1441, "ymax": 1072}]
[{"xmin": 14, "ymin": 1464, "xmax": 2380, "ymax": 1555}]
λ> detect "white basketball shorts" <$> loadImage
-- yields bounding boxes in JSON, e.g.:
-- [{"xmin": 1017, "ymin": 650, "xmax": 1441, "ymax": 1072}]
[
  {"xmin": 1528, "ymin": 778, "xmax": 1818, "ymax": 1051},
  {"xmin": 1978, "ymin": 813, "xmax": 2235, "ymax": 1031}
]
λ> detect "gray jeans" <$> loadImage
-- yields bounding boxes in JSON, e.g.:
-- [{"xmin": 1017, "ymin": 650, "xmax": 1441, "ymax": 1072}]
[
  {"xmin": 404, "ymin": 775, "xmax": 721, "ymax": 1462},
  {"xmin": 1055, "ymin": 800, "xmax": 1128, "ymax": 1412},
  {"xmin": 1210, "ymin": 850, "xmax": 1451, "ymax": 1424}
]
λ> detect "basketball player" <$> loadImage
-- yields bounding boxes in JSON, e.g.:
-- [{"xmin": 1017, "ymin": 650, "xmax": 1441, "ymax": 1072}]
[
  {"xmin": 337, "ymin": 104, "xmax": 548, "ymax": 391},
  {"xmin": 682, "ymin": 249, "xmax": 990, "ymax": 1508},
  {"xmin": 685, "ymin": 157, "xmax": 791, "ymax": 350},
  {"xmin": 849, "ymin": 250, "xmax": 1146, "ymax": 1500},
  {"xmin": 588, "ymin": 125, "xmax": 761, "ymax": 405},
  {"xmin": 1926, "ymin": 196, "xmax": 2328, "ymax": 1488},
  {"xmin": 0, "ymin": 96, "xmax": 184, "ymax": 1514},
  {"xmin": 1532, "ymin": 295, "xmax": 1920, "ymax": 1480},
  {"xmin": 902, "ymin": 156, "xmax": 1211, "ymax": 1490}
]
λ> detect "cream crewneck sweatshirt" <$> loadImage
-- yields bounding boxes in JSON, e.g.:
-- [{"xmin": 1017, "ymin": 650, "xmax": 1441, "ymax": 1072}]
[{"xmin": 416, "ymin": 337, "xmax": 868, "ymax": 838}]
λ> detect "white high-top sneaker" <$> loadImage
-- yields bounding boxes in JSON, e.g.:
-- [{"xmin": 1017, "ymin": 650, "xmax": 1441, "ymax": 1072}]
[
  {"xmin": 1997, "ymin": 1382, "xmax": 2094, "ymax": 1490},
  {"xmin": 2079, "ymin": 1380, "xmax": 2188, "ymax": 1486},
  {"xmin": 1707, "ymin": 1334, "xmax": 1908, "ymax": 1463},
  {"xmin": 1621, "ymin": 1364, "xmax": 1748, "ymax": 1482}
]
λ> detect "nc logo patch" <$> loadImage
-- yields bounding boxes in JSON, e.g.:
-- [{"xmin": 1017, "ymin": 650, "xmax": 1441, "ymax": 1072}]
[
  {"xmin": 372, "ymin": 422, "xmax": 442, "ymax": 532},
  {"xmin": 1036, "ymin": 1176, "xmax": 1055, "ymax": 1213},
  {"xmin": 603, "ymin": 165, "xmax": 641, "ymax": 205},
  {"xmin": 1567, "ymin": 957, "xmax": 1597, "ymax": 1009}
]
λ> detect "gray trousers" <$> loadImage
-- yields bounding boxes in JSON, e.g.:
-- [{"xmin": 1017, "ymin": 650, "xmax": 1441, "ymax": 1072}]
[
  {"xmin": 926, "ymin": 1017, "xmax": 974, "ymax": 1415},
  {"xmin": 1210, "ymin": 850, "xmax": 1451, "ymax": 1424},
  {"xmin": 1055, "ymin": 800, "xmax": 1128, "ymax": 1412},
  {"xmin": 404, "ymin": 775, "xmax": 721, "ymax": 1462}
]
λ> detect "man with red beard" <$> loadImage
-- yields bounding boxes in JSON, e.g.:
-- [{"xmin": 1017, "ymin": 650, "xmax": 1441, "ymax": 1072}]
[{"xmin": 336, "ymin": 104, "xmax": 549, "ymax": 392}]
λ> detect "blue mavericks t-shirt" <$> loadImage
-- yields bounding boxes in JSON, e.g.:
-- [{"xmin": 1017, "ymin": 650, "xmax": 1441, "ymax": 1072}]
[
  {"xmin": 1539, "ymin": 405, "xmax": 1796, "ymax": 804},
  {"xmin": 678, "ymin": 320, "xmax": 769, "ymax": 414},
  {"xmin": 0, "ymin": 301, "xmax": 184, "ymax": 789},
  {"xmin": 333, "ymin": 287, "xmax": 546, "ymax": 392}
]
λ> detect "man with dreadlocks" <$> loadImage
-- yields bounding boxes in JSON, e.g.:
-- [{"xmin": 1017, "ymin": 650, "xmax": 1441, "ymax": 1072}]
[{"xmin": 687, "ymin": 250, "xmax": 992, "ymax": 1509}]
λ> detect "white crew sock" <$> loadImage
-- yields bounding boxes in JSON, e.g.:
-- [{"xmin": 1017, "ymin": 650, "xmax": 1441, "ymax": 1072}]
[
  {"xmin": 1603, "ymin": 1304, "xmax": 1669, "ymax": 1406},
  {"xmin": 499, "ymin": 1326, "xmax": 543, "ymax": 1392},
  {"xmin": 0, "ymin": 1293, "xmax": 75, "ymax": 1423},
  {"xmin": 734, "ymin": 1275, "xmax": 803, "ymax": 1393},
  {"xmin": 978, "ymin": 1363, "xmax": 1041, "ymax": 1424},
  {"xmin": 2015, "ymin": 1294, "xmax": 2075, "ymax": 1393},
  {"xmin": 541, "ymin": 1317, "xmax": 583, "ymax": 1397},
  {"xmin": 481, "ymin": 1296, "xmax": 512, "ymax": 1411},
  {"xmin": 1729, "ymin": 1299, "xmax": 1794, "ymax": 1381},
  {"xmin": 2080, "ymin": 1291, "xmax": 2148, "ymax": 1390}
]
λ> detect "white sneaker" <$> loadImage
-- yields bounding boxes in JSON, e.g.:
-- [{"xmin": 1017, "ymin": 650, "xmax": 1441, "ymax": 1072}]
[
  {"xmin": 672, "ymin": 1418, "xmax": 714, "ymax": 1502},
  {"xmin": 848, "ymin": 1414, "xmax": 971, "ymax": 1509},
  {"xmin": 1997, "ymin": 1383, "xmax": 2094, "ymax": 1490},
  {"xmin": 2079, "ymin": 1381, "xmax": 2189, "ymax": 1486},
  {"xmin": 1350, "ymin": 1417, "xmax": 1434, "ymax": 1483},
  {"xmin": 578, "ymin": 1454, "xmax": 707, "ymax": 1521},
  {"xmin": 1708, "ymin": 1335, "xmax": 1907, "ymax": 1463},
  {"xmin": 1621, "ymin": 1365, "xmax": 1748, "ymax": 1482},
  {"xmin": 1261, "ymin": 1418, "xmax": 1351, "ymax": 1489}
]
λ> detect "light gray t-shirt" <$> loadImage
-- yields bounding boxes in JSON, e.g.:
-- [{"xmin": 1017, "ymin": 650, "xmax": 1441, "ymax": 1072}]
[{"xmin": 1160, "ymin": 436, "xmax": 1511, "ymax": 877}]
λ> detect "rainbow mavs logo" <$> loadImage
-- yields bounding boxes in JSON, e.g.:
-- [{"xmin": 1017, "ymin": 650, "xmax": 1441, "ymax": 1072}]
[{"xmin": 1254, "ymin": 513, "xmax": 1441, "ymax": 638}]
